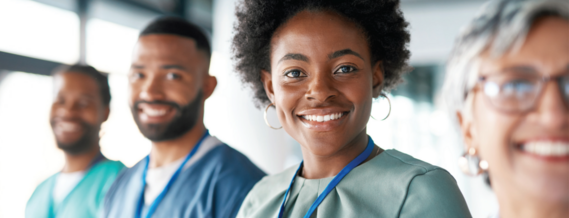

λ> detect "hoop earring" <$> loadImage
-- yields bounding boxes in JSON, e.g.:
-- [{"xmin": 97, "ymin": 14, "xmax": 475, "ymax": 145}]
[
  {"xmin": 264, "ymin": 103, "xmax": 282, "ymax": 130},
  {"xmin": 458, "ymin": 147, "xmax": 489, "ymax": 176},
  {"xmin": 379, "ymin": 94, "xmax": 391, "ymax": 121}
]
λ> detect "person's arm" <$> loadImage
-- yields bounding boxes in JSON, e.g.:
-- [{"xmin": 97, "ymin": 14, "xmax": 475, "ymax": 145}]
[{"xmin": 398, "ymin": 168, "xmax": 472, "ymax": 218}]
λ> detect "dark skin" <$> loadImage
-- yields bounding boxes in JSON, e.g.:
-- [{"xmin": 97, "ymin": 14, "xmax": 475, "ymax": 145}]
[
  {"xmin": 129, "ymin": 34, "xmax": 217, "ymax": 168},
  {"xmin": 50, "ymin": 72, "xmax": 109, "ymax": 173},
  {"xmin": 262, "ymin": 10, "xmax": 384, "ymax": 179}
]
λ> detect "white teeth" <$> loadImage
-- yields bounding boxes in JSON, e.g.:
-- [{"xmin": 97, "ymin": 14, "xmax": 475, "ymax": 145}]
[
  {"xmin": 302, "ymin": 113, "xmax": 344, "ymax": 122},
  {"xmin": 57, "ymin": 122, "xmax": 80, "ymax": 132},
  {"xmin": 144, "ymin": 108, "xmax": 167, "ymax": 116},
  {"xmin": 522, "ymin": 141, "xmax": 569, "ymax": 157}
]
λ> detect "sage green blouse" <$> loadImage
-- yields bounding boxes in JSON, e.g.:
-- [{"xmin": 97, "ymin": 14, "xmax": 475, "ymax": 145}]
[{"xmin": 237, "ymin": 149, "xmax": 471, "ymax": 218}]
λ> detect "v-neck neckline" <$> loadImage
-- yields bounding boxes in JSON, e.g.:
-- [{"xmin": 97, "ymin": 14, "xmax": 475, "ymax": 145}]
[{"xmin": 48, "ymin": 160, "xmax": 104, "ymax": 216}]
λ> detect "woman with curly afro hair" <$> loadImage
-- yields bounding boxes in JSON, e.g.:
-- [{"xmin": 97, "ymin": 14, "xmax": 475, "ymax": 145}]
[{"xmin": 232, "ymin": 0, "xmax": 471, "ymax": 217}]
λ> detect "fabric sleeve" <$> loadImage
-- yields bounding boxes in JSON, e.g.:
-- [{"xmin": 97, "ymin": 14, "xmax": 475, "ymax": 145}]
[
  {"xmin": 398, "ymin": 169, "xmax": 472, "ymax": 218},
  {"xmin": 234, "ymin": 185, "xmax": 257, "ymax": 218}
]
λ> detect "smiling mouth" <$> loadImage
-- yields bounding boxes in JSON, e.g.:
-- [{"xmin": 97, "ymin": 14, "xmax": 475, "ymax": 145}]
[
  {"xmin": 518, "ymin": 141, "xmax": 569, "ymax": 158},
  {"xmin": 55, "ymin": 121, "xmax": 83, "ymax": 133},
  {"xmin": 140, "ymin": 107, "xmax": 171, "ymax": 117},
  {"xmin": 299, "ymin": 112, "xmax": 346, "ymax": 122},
  {"xmin": 137, "ymin": 103, "xmax": 176, "ymax": 123}
]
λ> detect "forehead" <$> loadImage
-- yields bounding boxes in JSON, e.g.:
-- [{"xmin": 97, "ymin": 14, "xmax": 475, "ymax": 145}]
[
  {"xmin": 54, "ymin": 72, "xmax": 100, "ymax": 96},
  {"xmin": 480, "ymin": 17, "xmax": 569, "ymax": 73},
  {"xmin": 270, "ymin": 10, "xmax": 370, "ymax": 61},
  {"xmin": 133, "ymin": 34, "xmax": 206, "ymax": 66}
]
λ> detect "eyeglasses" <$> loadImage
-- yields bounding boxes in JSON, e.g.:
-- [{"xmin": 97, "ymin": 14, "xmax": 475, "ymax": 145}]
[{"xmin": 470, "ymin": 69, "xmax": 569, "ymax": 113}]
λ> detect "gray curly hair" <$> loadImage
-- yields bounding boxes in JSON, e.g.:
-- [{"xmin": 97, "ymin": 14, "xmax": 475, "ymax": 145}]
[{"xmin": 443, "ymin": 0, "xmax": 569, "ymax": 116}]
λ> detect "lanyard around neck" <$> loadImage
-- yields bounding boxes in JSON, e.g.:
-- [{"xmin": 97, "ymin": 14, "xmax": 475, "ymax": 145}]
[
  {"xmin": 278, "ymin": 136, "xmax": 375, "ymax": 218},
  {"xmin": 135, "ymin": 130, "xmax": 210, "ymax": 218}
]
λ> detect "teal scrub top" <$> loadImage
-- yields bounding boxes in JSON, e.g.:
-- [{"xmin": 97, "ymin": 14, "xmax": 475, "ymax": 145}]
[
  {"xmin": 26, "ymin": 159, "xmax": 125, "ymax": 218},
  {"xmin": 237, "ymin": 149, "xmax": 472, "ymax": 218}
]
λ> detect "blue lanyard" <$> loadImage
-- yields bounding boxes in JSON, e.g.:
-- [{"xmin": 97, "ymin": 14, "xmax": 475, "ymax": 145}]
[
  {"xmin": 135, "ymin": 130, "xmax": 210, "ymax": 218},
  {"xmin": 278, "ymin": 136, "xmax": 375, "ymax": 218}
]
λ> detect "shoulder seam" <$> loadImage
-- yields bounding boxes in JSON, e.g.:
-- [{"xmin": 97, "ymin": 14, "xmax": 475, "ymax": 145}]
[
  {"xmin": 395, "ymin": 168, "xmax": 450, "ymax": 217},
  {"xmin": 384, "ymin": 150, "xmax": 432, "ymax": 172}
]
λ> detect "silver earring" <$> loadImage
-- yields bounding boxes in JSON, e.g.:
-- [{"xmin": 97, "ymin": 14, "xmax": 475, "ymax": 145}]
[
  {"xmin": 378, "ymin": 93, "xmax": 391, "ymax": 121},
  {"xmin": 264, "ymin": 103, "xmax": 282, "ymax": 130},
  {"xmin": 459, "ymin": 147, "xmax": 489, "ymax": 176}
]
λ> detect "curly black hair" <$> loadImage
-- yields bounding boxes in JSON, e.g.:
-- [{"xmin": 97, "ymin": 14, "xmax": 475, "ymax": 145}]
[{"xmin": 232, "ymin": 0, "xmax": 410, "ymax": 108}]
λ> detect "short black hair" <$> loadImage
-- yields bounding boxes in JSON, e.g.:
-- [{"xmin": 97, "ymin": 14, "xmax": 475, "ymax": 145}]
[
  {"xmin": 232, "ymin": 0, "xmax": 411, "ymax": 107},
  {"xmin": 54, "ymin": 64, "xmax": 111, "ymax": 106},
  {"xmin": 141, "ymin": 16, "xmax": 211, "ymax": 56}
]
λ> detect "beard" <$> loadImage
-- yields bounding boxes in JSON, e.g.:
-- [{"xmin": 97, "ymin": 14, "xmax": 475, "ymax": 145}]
[
  {"xmin": 50, "ymin": 119, "xmax": 98, "ymax": 155},
  {"xmin": 131, "ymin": 91, "xmax": 203, "ymax": 142}
]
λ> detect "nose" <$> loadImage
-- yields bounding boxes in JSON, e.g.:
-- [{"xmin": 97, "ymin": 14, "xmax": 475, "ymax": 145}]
[
  {"xmin": 533, "ymin": 81, "xmax": 569, "ymax": 129},
  {"xmin": 138, "ymin": 75, "xmax": 165, "ymax": 102},
  {"xmin": 304, "ymin": 73, "xmax": 339, "ymax": 103},
  {"xmin": 53, "ymin": 100, "xmax": 80, "ymax": 119}
]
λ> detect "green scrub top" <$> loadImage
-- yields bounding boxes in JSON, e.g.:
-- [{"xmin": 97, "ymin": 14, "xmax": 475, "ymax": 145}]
[
  {"xmin": 26, "ymin": 159, "xmax": 125, "ymax": 218},
  {"xmin": 237, "ymin": 149, "xmax": 472, "ymax": 218}
]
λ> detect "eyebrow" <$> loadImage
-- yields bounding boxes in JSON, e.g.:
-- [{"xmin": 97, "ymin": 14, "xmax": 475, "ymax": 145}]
[
  {"xmin": 328, "ymin": 49, "xmax": 364, "ymax": 61},
  {"xmin": 502, "ymin": 65, "xmax": 538, "ymax": 73},
  {"xmin": 279, "ymin": 53, "xmax": 309, "ymax": 63},
  {"xmin": 161, "ymin": 65, "xmax": 187, "ymax": 70},
  {"xmin": 130, "ymin": 64, "xmax": 187, "ymax": 71}
]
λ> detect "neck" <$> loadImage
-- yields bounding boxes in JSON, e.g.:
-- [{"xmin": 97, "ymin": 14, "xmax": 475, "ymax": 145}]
[
  {"xmin": 62, "ymin": 144, "xmax": 101, "ymax": 173},
  {"xmin": 301, "ymin": 131, "xmax": 379, "ymax": 179},
  {"xmin": 495, "ymin": 181, "xmax": 569, "ymax": 218},
  {"xmin": 148, "ymin": 122, "xmax": 206, "ymax": 168}
]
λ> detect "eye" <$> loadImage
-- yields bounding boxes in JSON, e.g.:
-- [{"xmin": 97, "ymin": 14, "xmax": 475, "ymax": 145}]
[
  {"xmin": 130, "ymin": 72, "xmax": 144, "ymax": 81},
  {"xmin": 78, "ymin": 99, "xmax": 91, "ymax": 108},
  {"xmin": 284, "ymin": 70, "xmax": 306, "ymax": 78},
  {"xmin": 334, "ymin": 65, "xmax": 357, "ymax": 74},
  {"xmin": 55, "ymin": 96, "xmax": 65, "ymax": 105},
  {"xmin": 502, "ymin": 79, "xmax": 536, "ymax": 96},
  {"xmin": 166, "ymin": 72, "xmax": 182, "ymax": 80}
]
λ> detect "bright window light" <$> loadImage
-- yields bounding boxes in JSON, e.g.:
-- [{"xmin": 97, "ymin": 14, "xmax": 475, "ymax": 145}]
[
  {"xmin": 87, "ymin": 18, "xmax": 139, "ymax": 74},
  {"xmin": 0, "ymin": 72, "xmax": 62, "ymax": 218},
  {"xmin": 0, "ymin": 0, "xmax": 79, "ymax": 64}
]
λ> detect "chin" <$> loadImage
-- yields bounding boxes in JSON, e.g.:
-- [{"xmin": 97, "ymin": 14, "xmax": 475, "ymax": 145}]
[
  {"xmin": 512, "ymin": 168, "xmax": 569, "ymax": 202},
  {"xmin": 531, "ymin": 175, "xmax": 569, "ymax": 202},
  {"xmin": 302, "ymin": 135, "xmax": 347, "ymax": 156}
]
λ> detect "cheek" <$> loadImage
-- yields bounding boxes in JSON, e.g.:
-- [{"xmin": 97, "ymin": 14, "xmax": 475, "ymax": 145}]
[
  {"xmin": 82, "ymin": 108, "xmax": 103, "ymax": 126},
  {"xmin": 170, "ymin": 82, "xmax": 201, "ymax": 105},
  {"xmin": 128, "ymin": 82, "xmax": 140, "ymax": 103},
  {"xmin": 273, "ymin": 83, "xmax": 305, "ymax": 122},
  {"xmin": 340, "ymin": 79, "xmax": 373, "ymax": 119},
  {"xmin": 472, "ymin": 97, "xmax": 519, "ymax": 174}
]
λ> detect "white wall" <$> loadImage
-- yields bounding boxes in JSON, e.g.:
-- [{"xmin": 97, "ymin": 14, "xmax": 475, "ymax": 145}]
[{"xmin": 206, "ymin": 0, "xmax": 300, "ymax": 175}]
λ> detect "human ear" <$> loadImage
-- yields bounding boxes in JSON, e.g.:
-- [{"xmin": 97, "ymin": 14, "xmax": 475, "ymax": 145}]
[
  {"xmin": 203, "ymin": 75, "xmax": 218, "ymax": 100},
  {"xmin": 261, "ymin": 70, "xmax": 275, "ymax": 103},
  {"xmin": 102, "ymin": 106, "xmax": 110, "ymax": 122},
  {"xmin": 457, "ymin": 111, "xmax": 478, "ymax": 150},
  {"xmin": 371, "ymin": 61, "xmax": 384, "ymax": 98}
]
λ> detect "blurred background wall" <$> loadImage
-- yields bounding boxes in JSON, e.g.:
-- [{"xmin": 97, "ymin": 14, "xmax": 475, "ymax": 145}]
[{"xmin": 0, "ymin": 0, "xmax": 497, "ymax": 217}]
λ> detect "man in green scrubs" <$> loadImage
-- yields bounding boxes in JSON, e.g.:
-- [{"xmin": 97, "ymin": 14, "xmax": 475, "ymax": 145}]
[{"xmin": 25, "ymin": 65, "xmax": 125, "ymax": 218}]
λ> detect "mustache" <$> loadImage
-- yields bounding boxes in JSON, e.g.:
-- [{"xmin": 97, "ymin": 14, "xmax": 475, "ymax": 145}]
[
  {"xmin": 50, "ymin": 117, "xmax": 90, "ymax": 127},
  {"xmin": 133, "ymin": 100, "xmax": 182, "ymax": 110}
]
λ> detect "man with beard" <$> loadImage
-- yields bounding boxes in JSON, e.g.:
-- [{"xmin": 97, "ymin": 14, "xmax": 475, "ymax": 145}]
[
  {"xmin": 26, "ymin": 65, "xmax": 125, "ymax": 218},
  {"xmin": 103, "ymin": 17, "xmax": 265, "ymax": 218}
]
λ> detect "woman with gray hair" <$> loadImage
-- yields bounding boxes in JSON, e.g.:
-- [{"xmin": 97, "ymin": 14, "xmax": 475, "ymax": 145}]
[{"xmin": 444, "ymin": 0, "xmax": 569, "ymax": 217}]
